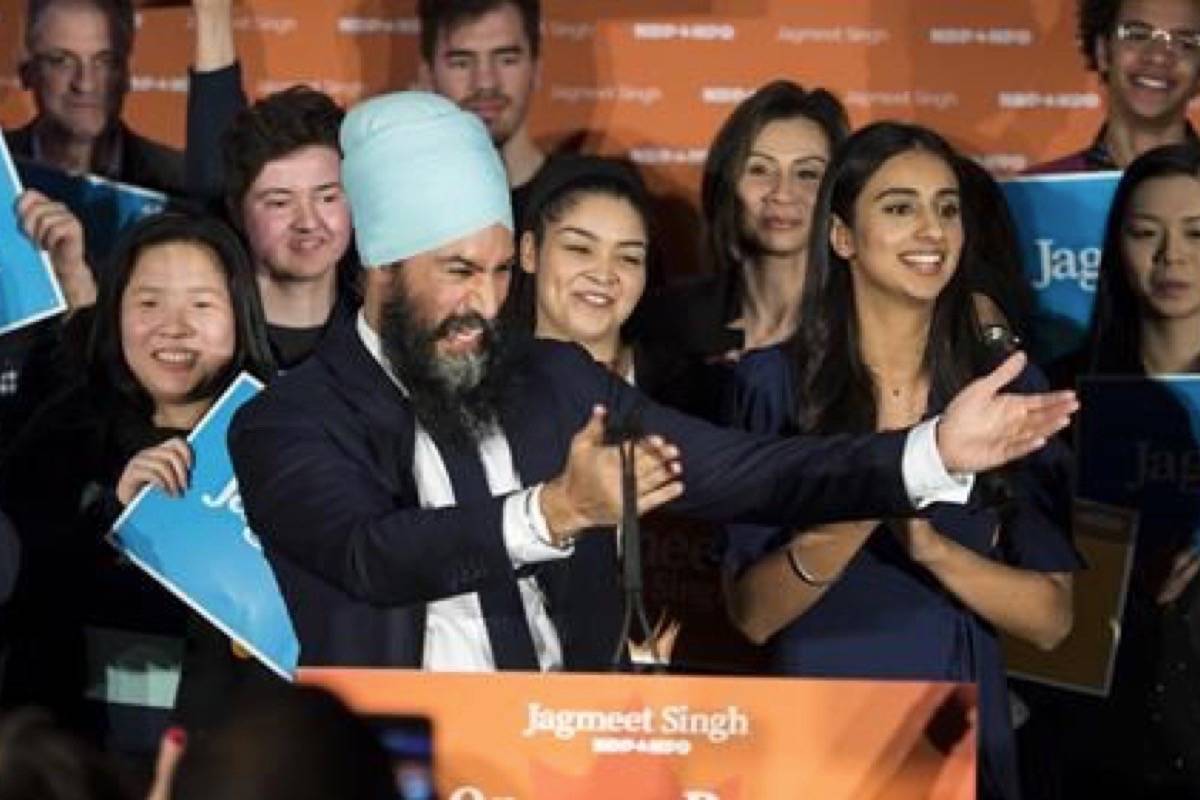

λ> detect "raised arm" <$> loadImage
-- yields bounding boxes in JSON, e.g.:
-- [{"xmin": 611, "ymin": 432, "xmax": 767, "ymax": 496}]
[
  {"xmin": 186, "ymin": 0, "xmax": 247, "ymax": 203},
  {"xmin": 193, "ymin": 0, "xmax": 235, "ymax": 71},
  {"xmin": 17, "ymin": 190, "xmax": 95, "ymax": 311}
]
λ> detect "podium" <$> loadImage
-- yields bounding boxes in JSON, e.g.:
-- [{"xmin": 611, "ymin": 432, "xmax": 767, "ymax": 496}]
[{"xmin": 302, "ymin": 669, "xmax": 977, "ymax": 799}]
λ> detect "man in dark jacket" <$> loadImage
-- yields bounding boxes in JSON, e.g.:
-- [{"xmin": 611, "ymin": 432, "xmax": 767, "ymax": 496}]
[
  {"xmin": 230, "ymin": 91, "xmax": 1079, "ymax": 673},
  {"xmin": 6, "ymin": 0, "xmax": 184, "ymax": 194}
]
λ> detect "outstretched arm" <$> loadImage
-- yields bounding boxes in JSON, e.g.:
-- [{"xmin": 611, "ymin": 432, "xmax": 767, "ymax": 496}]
[
  {"xmin": 539, "ymin": 406, "xmax": 682, "ymax": 542},
  {"xmin": 232, "ymin": 394, "xmax": 682, "ymax": 605},
  {"xmin": 537, "ymin": 344, "xmax": 1078, "ymax": 531}
]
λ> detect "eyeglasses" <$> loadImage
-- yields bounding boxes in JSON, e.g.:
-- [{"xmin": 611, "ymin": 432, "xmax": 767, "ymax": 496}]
[{"xmin": 1114, "ymin": 20, "xmax": 1200, "ymax": 56}]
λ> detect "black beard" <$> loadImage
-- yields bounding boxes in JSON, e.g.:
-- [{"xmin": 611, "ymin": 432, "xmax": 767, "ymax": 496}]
[{"xmin": 379, "ymin": 290, "xmax": 520, "ymax": 450}]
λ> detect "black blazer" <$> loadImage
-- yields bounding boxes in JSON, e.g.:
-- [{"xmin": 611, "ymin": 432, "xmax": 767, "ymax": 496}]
[{"xmin": 230, "ymin": 318, "xmax": 914, "ymax": 670}]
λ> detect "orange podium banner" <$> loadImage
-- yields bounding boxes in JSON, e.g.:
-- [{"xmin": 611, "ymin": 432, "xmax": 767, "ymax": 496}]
[{"xmin": 301, "ymin": 668, "xmax": 977, "ymax": 800}]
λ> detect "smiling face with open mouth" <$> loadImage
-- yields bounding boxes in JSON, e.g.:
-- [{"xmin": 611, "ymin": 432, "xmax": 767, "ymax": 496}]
[
  {"xmin": 834, "ymin": 148, "xmax": 963, "ymax": 309},
  {"xmin": 120, "ymin": 241, "xmax": 237, "ymax": 422},
  {"xmin": 1099, "ymin": 0, "xmax": 1200, "ymax": 127},
  {"xmin": 523, "ymin": 192, "xmax": 648, "ymax": 363}
]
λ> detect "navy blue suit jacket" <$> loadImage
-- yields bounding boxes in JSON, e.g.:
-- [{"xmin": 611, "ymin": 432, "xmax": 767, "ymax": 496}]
[{"xmin": 230, "ymin": 319, "xmax": 914, "ymax": 670}]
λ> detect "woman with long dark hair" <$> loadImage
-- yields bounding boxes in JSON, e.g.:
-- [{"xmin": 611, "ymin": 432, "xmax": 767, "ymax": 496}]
[
  {"xmin": 720, "ymin": 122, "xmax": 1080, "ymax": 800},
  {"xmin": 511, "ymin": 155, "xmax": 654, "ymax": 376},
  {"xmin": 0, "ymin": 212, "xmax": 274, "ymax": 755},
  {"xmin": 957, "ymin": 157, "xmax": 1034, "ymax": 341},
  {"xmin": 1086, "ymin": 143, "xmax": 1200, "ymax": 376},
  {"xmin": 639, "ymin": 80, "xmax": 849, "ymax": 360},
  {"xmin": 1051, "ymin": 142, "xmax": 1200, "ymax": 797}
]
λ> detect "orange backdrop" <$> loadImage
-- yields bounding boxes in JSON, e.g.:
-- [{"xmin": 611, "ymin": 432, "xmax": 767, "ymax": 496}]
[
  {"xmin": 0, "ymin": 0, "xmax": 1150, "ymax": 275},
  {"xmin": 0, "ymin": 1, "xmax": 1128, "ymax": 185}
]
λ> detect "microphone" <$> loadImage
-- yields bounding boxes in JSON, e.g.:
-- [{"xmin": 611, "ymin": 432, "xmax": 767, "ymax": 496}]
[
  {"xmin": 980, "ymin": 323, "xmax": 1020, "ymax": 357},
  {"xmin": 603, "ymin": 403, "xmax": 644, "ymax": 445}
]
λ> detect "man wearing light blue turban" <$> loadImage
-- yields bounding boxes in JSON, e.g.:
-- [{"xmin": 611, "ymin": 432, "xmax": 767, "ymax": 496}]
[{"xmin": 229, "ymin": 91, "xmax": 1077, "ymax": 672}]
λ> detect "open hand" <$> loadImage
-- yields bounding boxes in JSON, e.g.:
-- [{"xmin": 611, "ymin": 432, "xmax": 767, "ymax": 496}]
[
  {"xmin": 937, "ymin": 352, "xmax": 1077, "ymax": 473},
  {"xmin": 540, "ymin": 406, "xmax": 683, "ymax": 542},
  {"xmin": 116, "ymin": 438, "xmax": 194, "ymax": 505}
]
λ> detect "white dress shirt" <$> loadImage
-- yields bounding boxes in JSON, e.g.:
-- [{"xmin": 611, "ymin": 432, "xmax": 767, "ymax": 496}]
[
  {"xmin": 356, "ymin": 313, "xmax": 972, "ymax": 671},
  {"xmin": 357, "ymin": 314, "xmax": 569, "ymax": 672}
]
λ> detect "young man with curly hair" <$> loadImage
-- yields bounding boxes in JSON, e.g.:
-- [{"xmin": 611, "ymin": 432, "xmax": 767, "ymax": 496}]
[{"xmin": 1030, "ymin": 0, "xmax": 1200, "ymax": 172}]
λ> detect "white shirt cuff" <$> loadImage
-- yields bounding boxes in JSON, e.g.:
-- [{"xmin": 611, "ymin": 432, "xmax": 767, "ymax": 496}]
[
  {"xmin": 502, "ymin": 485, "xmax": 575, "ymax": 568},
  {"xmin": 902, "ymin": 417, "xmax": 974, "ymax": 508}
]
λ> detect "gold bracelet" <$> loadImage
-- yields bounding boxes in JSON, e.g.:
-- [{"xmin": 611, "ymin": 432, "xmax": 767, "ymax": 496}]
[{"xmin": 786, "ymin": 545, "xmax": 839, "ymax": 588}]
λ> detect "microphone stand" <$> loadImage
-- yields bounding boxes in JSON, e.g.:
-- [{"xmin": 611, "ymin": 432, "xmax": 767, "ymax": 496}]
[{"xmin": 605, "ymin": 402, "xmax": 664, "ymax": 673}]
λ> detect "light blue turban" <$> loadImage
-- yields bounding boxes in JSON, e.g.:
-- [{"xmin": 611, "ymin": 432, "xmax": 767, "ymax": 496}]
[{"xmin": 340, "ymin": 91, "xmax": 513, "ymax": 268}]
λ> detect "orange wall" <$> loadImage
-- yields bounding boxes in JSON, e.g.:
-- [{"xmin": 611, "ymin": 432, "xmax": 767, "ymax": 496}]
[
  {"xmin": 0, "ymin": 1, "xmax": 1116, "ymax": 176},
  {"xmin": 0, "ymin": 0, "xmax": 1128, "ymax": 265}
]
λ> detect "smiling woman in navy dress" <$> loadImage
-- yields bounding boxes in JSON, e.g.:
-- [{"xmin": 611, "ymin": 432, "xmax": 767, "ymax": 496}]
[{"xmin": 719, "ymin": 122, "xmax": 1082, "ymax": 800}]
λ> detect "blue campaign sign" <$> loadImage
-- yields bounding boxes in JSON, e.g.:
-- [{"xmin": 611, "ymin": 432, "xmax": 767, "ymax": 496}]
[
  {"xmin": 111, "ymin": 374, "xmax": 299, "ymax": 678},
  {"xmin": 1000, "ymin": 172, "xmax": 1119, "ymax": 362},
  {"xmin": 1077, "ymin": 375, "xmax": 1200, "ymax": 552},
  {"xmin": 0, "ymin": 136, "xmax": 67, "ymax": 334},
  {"xmin": 16, "ymin": 158, "xmax": 169, "ymax": 264}
]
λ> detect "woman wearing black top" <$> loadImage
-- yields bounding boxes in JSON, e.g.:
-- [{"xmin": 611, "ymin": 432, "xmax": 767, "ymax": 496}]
[
  {"xmin": 639, "ymin": 80, "xmax": 849, "ymax": 361},
  {"xmin": 511, "ymin": 155, "xmax": 763, "ymax": 669},
  {"xmin": 0, "ymin": 213, "xmax": 274, "ymax": 758},
  {"xmin": 1044, "ymin": 142, "xmax": 1200, "ymax": 799}
]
